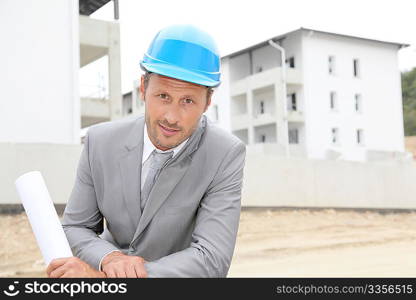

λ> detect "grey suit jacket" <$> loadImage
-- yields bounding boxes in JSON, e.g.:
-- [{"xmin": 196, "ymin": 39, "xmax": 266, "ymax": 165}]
[{"xmin": 62, "ymin": 114, "xmax": 246, "ymax": 277}]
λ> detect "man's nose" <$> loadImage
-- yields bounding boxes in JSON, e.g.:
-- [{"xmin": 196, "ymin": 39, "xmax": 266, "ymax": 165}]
[{"xmin": 164, "ymin": 106, "xmax": 181, "ymax": 126}]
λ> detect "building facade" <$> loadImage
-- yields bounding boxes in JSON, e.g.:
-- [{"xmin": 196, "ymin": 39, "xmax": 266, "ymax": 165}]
[{"xmin": 207, "ymin": 28, "xmax": 408, "ymax": 162}]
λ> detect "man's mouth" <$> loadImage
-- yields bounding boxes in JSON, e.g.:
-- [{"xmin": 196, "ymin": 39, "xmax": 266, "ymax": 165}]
[{"xmin": 159, "ymin": 123, "xmax": 180, "ymax": 136}]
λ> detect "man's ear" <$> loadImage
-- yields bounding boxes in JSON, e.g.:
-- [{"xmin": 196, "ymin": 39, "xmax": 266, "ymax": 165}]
[
  {"xmin": 139, "ymin": 75, "xmax": 145, "ymax": 101},
  {"xmin": 204, "ymin": 91, "xmax": 212, "ymax": 112}
]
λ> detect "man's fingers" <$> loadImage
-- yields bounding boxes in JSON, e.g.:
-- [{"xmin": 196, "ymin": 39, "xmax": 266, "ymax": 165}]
[
  {"xmin": 115, "ymin": 269, "xmax": 127, "ymax": 278},
  {"xmin": 61, "ymin": 270, "xmax": 78, "ymax": 278},
  {"xmin": 133, "ymin": 265, "xmax": 140, "ymax": 278},
  {"xmin": 104, "ymin": 266, "xmax": 133, "ymax": 278},
  {"xmin": 49, "ymin": 266, "xmax": 67, "ymax": 278},
  {"xmin": 125, "ymin": 265, "xmax": 137, "ymax": 278},
  {"xmin": 113, "ymin": 265, "xmax": 126, "ymax": 278},
  {"xmin": 46, "ymin": 257, "xmax": 71, "ymax": 276},
  {"xmin": 104, "ymin": 269, "xmax": 117, "ymax": 278},
  {"xmin": 46, "ymin": 257, "xmax": 102, "ymax": 278},
  {"xmin": 134, "ymin": 262, "xmax": 147, "ymax": 278},
  {"xmin": 102, "ymin": 255, "xmax": 147, "ymax": 278}
]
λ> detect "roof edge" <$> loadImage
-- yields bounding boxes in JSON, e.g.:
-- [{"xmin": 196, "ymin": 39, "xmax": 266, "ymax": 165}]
[{"xmin": 222, "ymin": 27, "xmax": 409, "ymax": 59}]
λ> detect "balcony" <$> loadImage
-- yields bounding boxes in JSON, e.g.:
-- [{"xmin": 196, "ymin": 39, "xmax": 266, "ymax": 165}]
[
  {"xmin": 252, "ymin": 112, "xmax": 276, "ymax": 127},
  {"xmin": 230, "ymin": 67, "xmax": 302, "ymax": 96},
  {"xmin": 80, "ymin": 16, "xmax": 113, "ymax": 67},
  {"xmin": 81, "ymin": 97, "xmax": 110, "ymax": 127},
  {"xmin": 231, "ymin": 114, "xmax": 250, "ymax": 131},
  {"xmin": 287, "ymin": 110, "xmax": 304, "ymax": 122},
  {"xmin": 286, "ymin": 68, "xmax": 302, "ymax": 85},
  {"xmin": 79, "ymin": 15, "xmax": 121, "ymax": 128}
]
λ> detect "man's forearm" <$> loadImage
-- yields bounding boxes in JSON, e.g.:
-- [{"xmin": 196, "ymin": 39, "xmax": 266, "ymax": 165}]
[
  {"xmin": 63, "ymin": 225, "xmax": 120, "ymax": 271},
  {"xmin": 144, "ymin": 243, "xmax": 230, "ymax": 278}
]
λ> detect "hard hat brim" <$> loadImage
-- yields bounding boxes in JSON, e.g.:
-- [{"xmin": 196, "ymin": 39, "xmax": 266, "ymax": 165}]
[{"xmin": 141, "ymin": 61, "xmax": 221, "ymax": 88}]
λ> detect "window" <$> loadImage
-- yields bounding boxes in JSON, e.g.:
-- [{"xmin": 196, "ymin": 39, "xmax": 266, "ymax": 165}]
[
  {"xmin": 356, "ymin": 129, "xmax": 364, "ymax": 145},
  {"xmin": 261, "ymin": 134, "xmax": 266, "ymax": 143},
  {"xmin": 289, "ymin": 128, "xmax": 299, "ymax": 144},
  {"xmin": 287, "ymin": 93, "xmax": 297, "ymax": 111},
  {"xmin": 328, "ymin": 56, "xmax": 335, "ymax": 74},
  {"xmin": 260, "ymin": 101, "xmax": 265, "ymax": 114},
  {"xmin": 330, "ymin": 91, "xmax": 337, "ymax": 111},
  {"xmin": 355, "ymin": 94, "xmax": 362, "ymax": 113},
  {"xmin": 286, "ymin": 57, "xmax": 295, "ymax": 68},
  {"xmin": 353, "ymin": 59, "xmax": 360, "ymax": 77},
  {"xmin": 331, "ymin": 128, "xmax": 339, "ymax": 144}
]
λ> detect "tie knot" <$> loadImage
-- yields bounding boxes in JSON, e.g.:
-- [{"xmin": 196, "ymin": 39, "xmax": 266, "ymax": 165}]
[{"xmin": 152, "ymin": 150, "xmax": 174, "ymax": 167}]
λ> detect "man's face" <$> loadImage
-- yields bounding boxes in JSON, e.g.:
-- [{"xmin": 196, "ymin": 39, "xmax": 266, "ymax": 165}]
[{"xmin": 140, "ymin": 74, "xmax": 211, "ymax": 151}]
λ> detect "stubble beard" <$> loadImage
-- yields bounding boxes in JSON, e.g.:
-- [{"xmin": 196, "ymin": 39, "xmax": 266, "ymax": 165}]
[{"xmin": 145, "ymin": 113, "xmax": 200, "ymax": 150}]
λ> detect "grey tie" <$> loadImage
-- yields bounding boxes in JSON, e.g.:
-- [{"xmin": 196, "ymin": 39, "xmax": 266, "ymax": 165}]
[{"xmin": 141, "ymin": 150, "xmax": 174, "ymax": 210}]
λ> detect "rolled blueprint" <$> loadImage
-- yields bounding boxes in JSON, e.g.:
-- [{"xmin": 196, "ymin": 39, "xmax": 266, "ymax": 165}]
[{"xmin": 15, "ymin": 171, "xmax": 72, "ymax": 265}]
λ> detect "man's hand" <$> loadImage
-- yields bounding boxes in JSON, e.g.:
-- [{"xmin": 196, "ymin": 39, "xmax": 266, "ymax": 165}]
[
  {"xmin": 101, "ymin": 252, "xmax": 147, "ymax": 278},
  {"xmin": 46, "ymin": 257, "xmax": 106, "ymax": 278}
]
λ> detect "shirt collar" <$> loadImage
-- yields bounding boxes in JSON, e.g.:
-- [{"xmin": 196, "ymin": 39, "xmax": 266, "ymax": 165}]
[{"xmin": 142, "ymin": 122, "xmax": 189, "ymax": 164}]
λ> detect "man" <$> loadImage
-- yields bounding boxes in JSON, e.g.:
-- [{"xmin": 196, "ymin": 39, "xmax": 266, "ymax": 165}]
[{"xmin": 46, "ymin": 24, "xmax": 246, "ymax": 278}]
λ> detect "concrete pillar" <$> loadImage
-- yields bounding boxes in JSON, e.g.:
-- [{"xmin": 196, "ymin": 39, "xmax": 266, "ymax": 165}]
[
  {"xmin": 0, "ymin": 0, "xmax": 80, "ymax": 144},
  {"xmin": 275, "ymin": 82, "xmax": 289, "ymax": 154},
  {"xmin": 247, "ymin": 89, "xmax": 255, "ymax": 145},
  {"xmin": 108, "ymin": 22, "xmax": 122, "ymax": 120},
  {"xmin": 132, "ymin": 79, "xmax": 141, "ymax": 116}
]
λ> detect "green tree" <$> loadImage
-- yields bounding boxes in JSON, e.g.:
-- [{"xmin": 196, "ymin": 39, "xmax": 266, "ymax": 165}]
[{"xmin": 402, "ymin": 68, "xmax": 416, "ymax": 136}]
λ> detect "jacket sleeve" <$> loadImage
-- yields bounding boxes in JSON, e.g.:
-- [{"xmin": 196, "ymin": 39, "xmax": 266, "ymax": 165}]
[
  {"xmin": 62, "ymin": 132, "xmax": 120, "ymax": 270},
  {"xmin": 144, "ymin": 141, "xmax": 246, "ymax": 277}
]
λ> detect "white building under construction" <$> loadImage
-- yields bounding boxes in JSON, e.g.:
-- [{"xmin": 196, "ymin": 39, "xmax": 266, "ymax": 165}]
[{"xmin": 206, "ymin": 28, "xmax": 409, "ymax": 162}]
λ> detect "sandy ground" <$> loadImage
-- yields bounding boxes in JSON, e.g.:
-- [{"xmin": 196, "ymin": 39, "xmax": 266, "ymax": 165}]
[{"xmin": 1, "ymin": 209, "xmax": 416, "ymax": 277}]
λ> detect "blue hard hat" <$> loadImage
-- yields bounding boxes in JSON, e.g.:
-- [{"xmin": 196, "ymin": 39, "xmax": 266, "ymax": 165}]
[{"xmin": 140, "ymin": 24, "xmax": 221, "ymax": 87}]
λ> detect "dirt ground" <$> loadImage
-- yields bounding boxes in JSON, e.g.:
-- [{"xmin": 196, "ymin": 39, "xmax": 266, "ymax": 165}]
[{"xmin": 1, "ymin": 209, "xmax": 416, "ymax": 278}]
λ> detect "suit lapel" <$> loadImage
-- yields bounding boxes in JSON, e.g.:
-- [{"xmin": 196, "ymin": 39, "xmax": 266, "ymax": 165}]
[
  {"xmin": 131, "ymin": 157, "xmax": 191, "ymax": 243},
  {"xmin": 130, "ymin": 115, "xmax": 207, "ymax": 245},
  {"xmin": 119, "ymin": 116, "xmax": 144, "ymax": 231}
]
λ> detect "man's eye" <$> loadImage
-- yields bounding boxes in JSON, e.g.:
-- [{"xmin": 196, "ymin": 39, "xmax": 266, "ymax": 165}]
[
  {"xmin": 158, "ymin": 94, "xmax": 168, "ymax": 99},
  {"xmin": 183, "ymin": 98, "xmax": 194, "ymax": 104}
]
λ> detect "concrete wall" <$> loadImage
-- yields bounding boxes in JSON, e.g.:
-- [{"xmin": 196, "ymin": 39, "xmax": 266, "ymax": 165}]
[
  {"xmin": 0, "ymin": 0, "xmax": 80, "ymax": 144},
  {"xmin": 2, "ymin": 143, "xmax": 416, "ymax": 210},
  {"xmin": 242, "ymin": 152, "xmax": 416, "ymax": 209},
  {"xmin": 0, "ymin": 143, "xmax": 82, "ymax": 205},
  {"xmin": 281, "ymin": 30, "xmax": 303, "ymax": 71},
  {"xmin": 302, "ymin": 30, "xmax": 405, "ymax": 161},
  {"xmin": 252, "ymin": 45, "xmax": 281, "ymax": 73},
  {"xmin": 229, "ymin": 53, "xmax": 251, "ymax": 82}
]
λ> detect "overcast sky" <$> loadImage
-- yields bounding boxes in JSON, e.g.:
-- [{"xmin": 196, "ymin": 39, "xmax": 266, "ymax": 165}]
[{"xmin": 81, "ymin": 0, "xmax": 416, "ymax": 95}]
